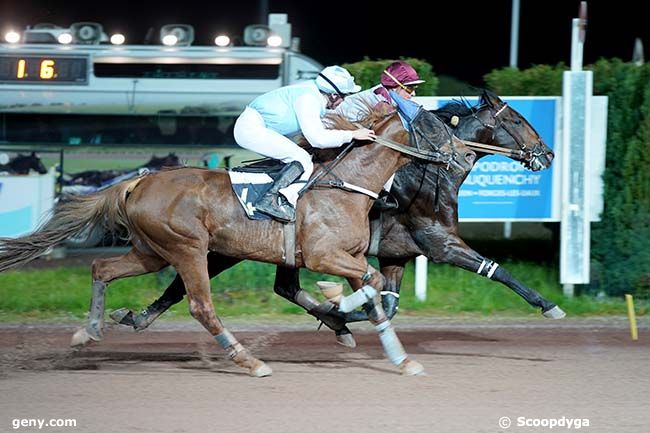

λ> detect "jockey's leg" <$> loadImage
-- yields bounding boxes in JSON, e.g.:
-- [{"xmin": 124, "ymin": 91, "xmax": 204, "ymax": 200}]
[
  {"xmin": 373, "ymin": 174, "xmax": 399, "ymax": 211},
  {"xmin": 71, "ymin": 248, "xmax": 167, "ymax": 347},
  {"xmin": 254, "ymin": 161, "xmax": 304, "ymax": 222},
  {"xmin": 233, "ymin": 107, "xmax": 313, "ymax": 221}
]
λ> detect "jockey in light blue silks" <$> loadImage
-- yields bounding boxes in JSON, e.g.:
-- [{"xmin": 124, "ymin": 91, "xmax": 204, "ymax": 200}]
[{"xmin": 233, "ymin": 66, "xmax": 376, "ymax": 222}]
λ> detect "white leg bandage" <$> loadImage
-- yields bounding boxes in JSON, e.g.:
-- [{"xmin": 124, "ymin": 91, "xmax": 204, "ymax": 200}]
[
  {"xmin": 376, "ymin": 320, "xmax": 407, "ymax": 365},
  {"xmin": 338, "ymin": 285, "xmax": 377, "ymax": 313}
]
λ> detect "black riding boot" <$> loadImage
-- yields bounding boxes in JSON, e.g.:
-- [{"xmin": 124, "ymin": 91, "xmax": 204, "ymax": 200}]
[
  {"xmin": 371, "ymin": 190, "xmax": 399, "ymax": 212},
  {"xmin": 255, "ymin": 161, "xmax": 304, "ymax": 222}
]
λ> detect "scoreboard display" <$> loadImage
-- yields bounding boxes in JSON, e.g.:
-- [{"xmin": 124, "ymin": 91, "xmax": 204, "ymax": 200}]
[{"xmin": 0, "ymin": 54, "xmax": 88, "ymax": 84}]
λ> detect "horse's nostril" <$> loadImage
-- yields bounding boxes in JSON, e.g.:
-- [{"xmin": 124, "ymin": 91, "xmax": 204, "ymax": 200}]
[
  {"xmin": 465, "ymin": 151, "xmax": 476, "ymax": 164},
  {"xmin": 546, "ymin": 151, "xmax": 555, "ymax": 161}
]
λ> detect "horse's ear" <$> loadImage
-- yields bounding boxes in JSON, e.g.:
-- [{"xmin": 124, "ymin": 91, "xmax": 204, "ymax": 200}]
[{"xmin": 481, "ymin": 89, "xmax": 502, "ymax": 108}]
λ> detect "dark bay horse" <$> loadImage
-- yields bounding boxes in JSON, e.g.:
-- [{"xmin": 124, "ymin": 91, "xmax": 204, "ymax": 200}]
[
  {"xmin": 0, "ymin": 152, "xmax": 48, "ymax": 175},
  {"xmin": 64, "ymin": 153, "xmax": 181, "ymax": 187},
  {"xmin": 114, "ymin": 90, "xmax": 562, "ymax": 347},
  {"xmin": 0, "ymin": 108, "xmax": 476, "ymax": 376}
]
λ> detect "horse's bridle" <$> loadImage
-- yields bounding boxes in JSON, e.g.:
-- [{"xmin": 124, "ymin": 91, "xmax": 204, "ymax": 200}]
[{"xmin": 471, "ymin": 102, "xmax": 548, "ymax": 166}]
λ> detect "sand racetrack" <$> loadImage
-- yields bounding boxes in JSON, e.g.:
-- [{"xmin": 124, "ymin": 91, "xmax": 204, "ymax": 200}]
[{"xmin": 1, "ymin": 317, "xmax": 648, "ymax": 433}]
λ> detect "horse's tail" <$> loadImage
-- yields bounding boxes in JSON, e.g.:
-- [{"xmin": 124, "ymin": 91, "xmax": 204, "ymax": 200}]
[{"xmin": 0, "ymin": 177, "xmax": 142, "ymax": 273}]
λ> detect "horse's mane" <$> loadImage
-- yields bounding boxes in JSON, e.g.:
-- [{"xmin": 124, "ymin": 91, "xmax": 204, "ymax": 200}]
[
  {"xmin": 323, "ymin": 100, "xmax": 391, "ymax": 131},
  {"xmin": 433, "ymin": 88, "xmax": 495, "ymax": 124}
]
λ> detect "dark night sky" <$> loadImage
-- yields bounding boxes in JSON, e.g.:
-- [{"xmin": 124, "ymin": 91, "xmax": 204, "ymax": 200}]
[{"xmin": 1, "ymin": 0, "xmax": 648, "ymax": 86}]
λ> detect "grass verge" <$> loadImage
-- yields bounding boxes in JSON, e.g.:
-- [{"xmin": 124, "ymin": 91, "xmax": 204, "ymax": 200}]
[{"xmin": 0, "ymin": 259, "xmax": 643, "ymax": 322}]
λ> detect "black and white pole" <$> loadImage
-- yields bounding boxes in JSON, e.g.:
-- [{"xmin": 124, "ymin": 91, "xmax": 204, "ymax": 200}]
[{"xmin": 560, "ymin": 2, "xmax": 592, "ymax": 297}]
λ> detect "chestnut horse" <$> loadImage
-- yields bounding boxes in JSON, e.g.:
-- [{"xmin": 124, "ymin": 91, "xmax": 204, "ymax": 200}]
[
  {"xmin": 113, "ymin": 90, "xmax": 561, "ymax": 347},
  {"xmin": 0, "ymin": 107, "xmax": 476, "ymax": 376}
]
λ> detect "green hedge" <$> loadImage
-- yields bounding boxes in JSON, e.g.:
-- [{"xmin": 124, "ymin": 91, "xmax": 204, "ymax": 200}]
[
  {"xmin": 342, "ymin": 58, "xmax": 439, "ymax": 96},
  {"xmin": 485, "ymin": 60, "xmax": 650, "ymax": 297}
]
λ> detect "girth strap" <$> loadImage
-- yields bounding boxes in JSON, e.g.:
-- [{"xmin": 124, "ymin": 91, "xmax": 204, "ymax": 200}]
[
  {"xmin": 367, "ymin": 214, "xmax": 382, "ymax": 257},
  {"xmin": 283, "ymin": 222, "xmax": 296, "ymax": 267}
]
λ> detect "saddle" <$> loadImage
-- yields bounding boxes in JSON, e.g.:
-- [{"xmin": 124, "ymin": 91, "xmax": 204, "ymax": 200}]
[{"xmin": 231, "ymin": 158, "xmax": 286, "ymax": 178}]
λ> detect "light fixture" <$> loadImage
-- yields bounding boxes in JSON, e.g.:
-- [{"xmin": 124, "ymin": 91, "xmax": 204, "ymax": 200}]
[
  {"xmin": 160, "ymin": 24, "xmax": 194, "ymax": 47},
  {"xmin": 162, "ymin": 34, "xmax": 178, "ymax": 46},
  {"xmin": 243, "ymin": 24, "xmax": 271, "ymax": 46},
  {"xmin": 4, "ymin": 30, "xmax": 20, "ymax": 43},
  {"xmin": 214, "ymin": 34, "xmax": 230, "ymax": 47},
  {"xmin": 110, "ymin": 33, "xmax": 125, "ymax": 45},
  {"xmin": 267, "ymin": 35, "xmax": 282, "ymax": 47},
  {"xmin": 70, "ymin": 22, "xmax": 105, "ymax": 44},
  {"xmin": 57, "ymin": 32, "xmax": 73, "ymax": 44}
]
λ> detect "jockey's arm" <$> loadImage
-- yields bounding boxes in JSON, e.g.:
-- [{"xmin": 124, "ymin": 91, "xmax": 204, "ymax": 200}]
[{"xmin": 294, "ymin": 93, "xmax": 354, "ymax": 149}]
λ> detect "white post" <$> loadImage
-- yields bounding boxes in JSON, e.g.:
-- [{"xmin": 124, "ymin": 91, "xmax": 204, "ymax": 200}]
[
  {"xmin": 560, "ymin": 4, "xmax": 591, "ymax": 297},
  {"xmin": 570, "ymin": 18, "xmax": 584, "ymax": 71},
  {"xmin": 509, "ymin": 0, "xmax": 520, "ymax": 68},
  {"xmin": 414, "ymin": 255, "xmax": 428, "ymax": 301},
  {"xmin": 503, "ymin": 221, "xmax": 512, "ymax": 238}
]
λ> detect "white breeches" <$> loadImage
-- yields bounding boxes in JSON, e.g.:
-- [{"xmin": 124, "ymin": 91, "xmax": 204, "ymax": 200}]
[{"xmin": 234, "ymin": 107, "xmax": 314, "ymax": 206}]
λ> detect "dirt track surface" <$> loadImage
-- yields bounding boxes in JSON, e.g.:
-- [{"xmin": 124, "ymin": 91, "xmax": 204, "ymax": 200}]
[{"xmin": 1, "ymin": 318, "xmax": 648, "ymax": 433}]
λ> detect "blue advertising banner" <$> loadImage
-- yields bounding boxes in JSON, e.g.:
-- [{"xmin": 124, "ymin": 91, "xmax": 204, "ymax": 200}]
[
  {"xmin": 435, "ymin": 97, "xmax": 557, "ymax": 220},
  {"xmin": 0, "ymin": 175, "xmax": 55, "ymax": 238}
]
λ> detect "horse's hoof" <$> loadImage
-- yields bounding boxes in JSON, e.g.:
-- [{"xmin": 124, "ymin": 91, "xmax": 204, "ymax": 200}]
[
  {"xmin": 250, "ymin": 362, "xmax": 272, "ymax": 377},
  {"xmin": 542, "ymin": 305, "xmax": 566, "ymax": 319},
  {"xmin": 400, "ymin": 359, "xmax": 426, "ymax": 376},
  {"xmin": 109, "ymin": 308, "xmax": 135, "ymax": 326},
  {"xmin": 70, "ymin": 328, "xmax": 99, "ymax": 347},
  {"xmin": 336, "ymin": 332, "xmax": 357, "ymax": 348}
]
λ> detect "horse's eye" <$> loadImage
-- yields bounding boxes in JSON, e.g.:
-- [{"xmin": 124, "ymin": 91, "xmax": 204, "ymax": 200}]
[{"xmin": 513, "ymin": 119, "xmax": 522, "ymax": 125}]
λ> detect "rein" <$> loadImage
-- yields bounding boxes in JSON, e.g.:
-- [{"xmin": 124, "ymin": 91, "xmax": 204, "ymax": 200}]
[
  {"xmin": 354, "ymin": 122, "xmax": 454, "ymax": 164},
  {"xmin": 374, "ymin": 135, "xmax": 453, "ymax": 164},
  {"xmin": 461, "ymin": 139, "xmax": 526, "ymax": 159}
]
